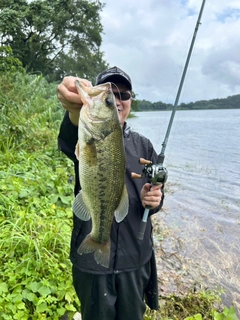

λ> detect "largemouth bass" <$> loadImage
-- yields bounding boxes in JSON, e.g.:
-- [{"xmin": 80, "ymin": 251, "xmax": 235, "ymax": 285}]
[{"xmin": 73, "ymin": 80, "xmax": 129, "ymax": 268}]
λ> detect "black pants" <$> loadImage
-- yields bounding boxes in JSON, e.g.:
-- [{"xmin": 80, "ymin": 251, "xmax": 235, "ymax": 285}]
[{"xmin": 72, "ymin": 262, "xmax": 151, "ymax": 320}]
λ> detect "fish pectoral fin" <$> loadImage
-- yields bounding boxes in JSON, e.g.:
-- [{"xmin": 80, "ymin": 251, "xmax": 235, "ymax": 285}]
[
  {"xmin": 114, "ymin": 184, "xmax": 129, "ymax": 223},
  {"xmin": 72, "ymin": 191, "xmax": 91, "ymax": 221},
  {"xmin": 75, "ymin": 142, "xmax": 80, "ymax": 160}
]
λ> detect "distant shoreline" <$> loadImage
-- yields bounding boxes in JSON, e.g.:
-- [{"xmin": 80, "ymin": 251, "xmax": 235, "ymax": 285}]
[
  {"xmin": 135, "ymin": 94, "xmax": 240, "ymax": 112},
  {"xmin": 134, "ymin": 106, "xmax": 240, "ymax": 111}
]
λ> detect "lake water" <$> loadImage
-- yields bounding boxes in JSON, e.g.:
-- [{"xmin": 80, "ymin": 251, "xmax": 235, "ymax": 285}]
[{"xmin": 128, "ymin": 109, "xmax": 240, "ymax": 312}]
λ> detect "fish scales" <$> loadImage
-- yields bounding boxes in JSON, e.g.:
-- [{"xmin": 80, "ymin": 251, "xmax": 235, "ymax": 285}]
[{"xmin": 72, "ymin": 80, "xmax": 129, "ymax": 268}]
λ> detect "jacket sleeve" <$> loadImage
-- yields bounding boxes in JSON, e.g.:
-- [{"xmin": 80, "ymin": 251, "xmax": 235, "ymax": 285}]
[{"xmin": 58, "ymin": 111, "xmax": 78, "ymax": 162}]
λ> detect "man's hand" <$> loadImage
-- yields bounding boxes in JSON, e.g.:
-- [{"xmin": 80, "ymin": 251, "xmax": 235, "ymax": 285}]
[
  {"xmin": 57, "ymin": 76, "xmax": 92, "ymax": 126},
  {"xmin": 140, "ymin": 183, "xmax": 163, "ymax": 209}
]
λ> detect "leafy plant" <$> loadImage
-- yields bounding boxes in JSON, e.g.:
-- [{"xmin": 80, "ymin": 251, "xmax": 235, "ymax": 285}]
[
  {"xmin": 184, "ymin": 306, "xmax": 238, "ymax": 320},
  {"xmin": 212, "ymin": 306, "xmax": 238, "ymax": 320},
  {"xmin": 0, "ymin": 146, "xmax": 79, "ymax": 318},
  {"xmin": 144, "ymin": 290, "xmax": 238, "ymax": 320}
]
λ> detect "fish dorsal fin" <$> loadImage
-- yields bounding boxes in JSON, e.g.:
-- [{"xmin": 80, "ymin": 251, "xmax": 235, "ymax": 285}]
[
  {"xmin": 114, "ymin": 185, "xmax": 129, "ymax": 223},
  {"xmin": 72, "ymin": 191, "xmax": 91, "ymax": 221},
  {"xmin": 75, "ymin": 80, "xmax": 92, "ymax": 106}
]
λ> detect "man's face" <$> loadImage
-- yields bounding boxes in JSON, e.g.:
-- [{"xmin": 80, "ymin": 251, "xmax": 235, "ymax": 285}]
[{"xmin": 111, "ymin": 82, "xmax": 132, "ymax": 126}]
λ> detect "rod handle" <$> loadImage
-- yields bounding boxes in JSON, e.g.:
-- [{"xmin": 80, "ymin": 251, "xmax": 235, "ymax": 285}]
[
  {"xmin": 137, "ymin": 221, "xmax": 147, "ymax": 240},
  {"xmin": 137, "ymin": 207, "xmax": 150, "ymax": 240}
]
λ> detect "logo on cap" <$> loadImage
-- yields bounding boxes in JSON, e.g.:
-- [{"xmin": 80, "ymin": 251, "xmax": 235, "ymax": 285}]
[{"xmin": 96, "ymin": 66, "xmax": 132, "ymax": 90}]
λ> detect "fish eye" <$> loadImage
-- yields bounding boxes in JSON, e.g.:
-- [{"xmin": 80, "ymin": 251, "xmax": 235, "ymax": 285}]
[{"xmin": 105, "ymin": 97, "xmax": 114, "ymax": 107}]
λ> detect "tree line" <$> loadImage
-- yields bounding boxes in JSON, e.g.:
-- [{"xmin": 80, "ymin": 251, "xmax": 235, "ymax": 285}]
[{"xmin": 137, "ymin": 94, "xmax": 240, "ymax": 111}]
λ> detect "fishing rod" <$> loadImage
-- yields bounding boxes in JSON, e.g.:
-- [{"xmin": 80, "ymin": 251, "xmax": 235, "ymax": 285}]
[{"xmin": 132, "ymin": 0, "xmax": 207, "ymax": 240}]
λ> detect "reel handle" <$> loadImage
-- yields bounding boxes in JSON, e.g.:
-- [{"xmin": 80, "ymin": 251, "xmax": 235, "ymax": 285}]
[
  {"xmin": 139, "ymin": 158, "xmax": 152, "ymax": 165},
  {"xmin": 131, "ymin": 172, "xmax": 142, "ymax": 179}
]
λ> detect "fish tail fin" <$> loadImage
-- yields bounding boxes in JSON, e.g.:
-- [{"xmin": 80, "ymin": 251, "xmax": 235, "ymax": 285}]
[{"xmin": 77, "ymin": 234, "xmax": 111, "ymax": 268}]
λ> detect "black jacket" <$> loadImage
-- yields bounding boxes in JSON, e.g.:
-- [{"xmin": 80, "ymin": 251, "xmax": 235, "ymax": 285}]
[{"xmin": 58, "ymin": 112, "xmax": 164, "ymax": 274}]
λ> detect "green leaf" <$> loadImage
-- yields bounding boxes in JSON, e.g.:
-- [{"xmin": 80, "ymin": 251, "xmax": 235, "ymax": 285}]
[
  {"xmin": 59, "ymin": 195, "xmax": 71, "ymax": 205},
  {"xmin": 57, "ymin": 307, "xmax": 66, "ymax": 316},
  {"xmin": 0, "ymin": 282, "xmax": 8, "ymax": 293},
  {"xmin": 26, "ymin": 292, "xmax": 38, "ymax": 303},
  {"xmin": 226, "ymin": 306, "xmax": 237, "ymax": 317},
  {"xmin": 38, "ymin": 285, "xmax": 51, "ymax": 296},
  {"xmin": 16, "ymin": 302, "xmax": 25, "ymax": 310},
  {"xmin": 28, "ymin": 282, "xmax": 41, "ymax": 293},
  {"xmin": 212, "ymin": 311, "xmax": 222, "ymax": 320},
  {"xmin": 36, "ymin": 302, "xmax": 48, "ymax": 313},
  {"xmin": 18, "ymin": 190, "xmax": 29, "ymax": 198},
  {"xmin": 65, "ymin": 292, "xmax": 73, "ymax": 303},
  {"xmin": 65, "ymin": 304, "xmax": 77, "ymax": 312}
]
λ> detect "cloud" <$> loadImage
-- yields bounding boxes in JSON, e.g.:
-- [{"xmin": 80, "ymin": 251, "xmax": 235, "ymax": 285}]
[{"xmin": 100, "ymin": 0, "xmax": 240, "ymax": 103}]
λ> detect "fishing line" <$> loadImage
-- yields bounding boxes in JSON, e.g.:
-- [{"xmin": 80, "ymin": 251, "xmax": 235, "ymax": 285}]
[
  {"xmin": 110, "ymin": 82, "xmax": 132, "ymax": 102},
  {"xmin": 111, "ymin": 82, "xmax": 121, "ymax": 94}
]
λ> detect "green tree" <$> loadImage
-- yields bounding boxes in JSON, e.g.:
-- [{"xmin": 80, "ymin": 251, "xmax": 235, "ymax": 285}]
[
  {"xmin": 137, "ymin": 99, "xmax": 153, "ymax": 111},
  {"xmin": 0, "ymin": 45, "xmax": 24, "ymax": 73},
  {"xmin": 131, "ymin": 92, "xmax": 139, "ymax": 111},
  {"xmin": 0, "ymin": 0, "xmax": 108, "ymax": 82}
]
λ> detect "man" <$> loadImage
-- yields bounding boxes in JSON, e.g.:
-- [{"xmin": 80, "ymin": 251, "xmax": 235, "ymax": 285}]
[{"xmin": 57, "ymin": 66, "xmax": 164, "ymax": 320}]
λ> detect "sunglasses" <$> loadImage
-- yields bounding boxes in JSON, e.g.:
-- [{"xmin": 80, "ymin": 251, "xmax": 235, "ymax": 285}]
[{"xmin": 113, "ymin": 91, "xmax": 132, "ymax": 101}]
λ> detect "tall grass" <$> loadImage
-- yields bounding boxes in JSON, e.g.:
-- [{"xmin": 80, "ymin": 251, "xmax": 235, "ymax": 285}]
[{"xmin": 0, "ymin": 72, "xmax": 63, "ymax": 152}]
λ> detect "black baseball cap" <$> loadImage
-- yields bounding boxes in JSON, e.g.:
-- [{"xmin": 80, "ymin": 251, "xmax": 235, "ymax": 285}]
[{"xmin": 96, "ymin": 66, "xmax": 132, "ymax": 91}]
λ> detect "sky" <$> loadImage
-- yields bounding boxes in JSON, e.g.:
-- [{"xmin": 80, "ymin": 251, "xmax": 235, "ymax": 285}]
[{"xmin": 99, "ymin": 0, "xmax": 240, "ymax": 103}]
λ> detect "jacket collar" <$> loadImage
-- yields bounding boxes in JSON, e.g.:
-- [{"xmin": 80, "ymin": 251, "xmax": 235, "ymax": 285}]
[{"xmin": 123, "ymin": 122, "xmax": 130, "ymax": 138}]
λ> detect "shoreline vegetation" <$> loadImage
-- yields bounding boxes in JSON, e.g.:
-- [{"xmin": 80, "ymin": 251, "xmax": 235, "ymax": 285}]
[{"xmin": 0, "ymin": 72, "xmax": 238, "ymax": 319}]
